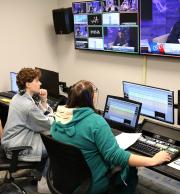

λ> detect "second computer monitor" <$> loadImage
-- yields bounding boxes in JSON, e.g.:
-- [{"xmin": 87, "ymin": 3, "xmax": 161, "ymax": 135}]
[
  {"xmin": 123, "ymin": 81, "xmax": 174, "ymax": 124},
  {"xmin": 35, "ymin": 67, "xmax": 59, "ymax": 97},
  {"xmin": 10, "ymin": 72, "xmax": 18, "ymax": 93},
  {"xmin": 103, "ymin": 95, "xmax": 142, "ymax": 132}
]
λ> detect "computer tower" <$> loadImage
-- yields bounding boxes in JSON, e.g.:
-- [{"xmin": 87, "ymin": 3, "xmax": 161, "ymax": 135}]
[{"xmin": 52, "ymin": 8, "xmax": 74, "ymax": 34}]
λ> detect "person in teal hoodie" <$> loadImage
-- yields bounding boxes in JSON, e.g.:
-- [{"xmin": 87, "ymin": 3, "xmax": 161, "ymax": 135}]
[{"xmin": 51, "ymin": 80, "xmax": 171, "ymax": 194}]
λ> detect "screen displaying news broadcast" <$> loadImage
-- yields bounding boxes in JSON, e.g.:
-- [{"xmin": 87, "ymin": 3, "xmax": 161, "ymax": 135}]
[
  {"xmin": 73, "ymin": 0, "xmax": 139, "ymax": 54},
  {"xmin": 140, "ymin": 0, "xmax": 180, "ymax": 57}
]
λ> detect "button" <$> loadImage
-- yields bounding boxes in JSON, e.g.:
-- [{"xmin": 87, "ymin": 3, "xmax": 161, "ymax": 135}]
[
  {"xmin": 147, "ymin": 140, "xmax": 156, "ymax": 145},
  {"xmin": 168, "ymin": 147, "xmax": 178, "ymax": 153}
]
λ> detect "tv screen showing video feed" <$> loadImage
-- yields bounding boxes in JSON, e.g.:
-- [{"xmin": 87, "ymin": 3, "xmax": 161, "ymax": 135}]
[
  {"xmin": 73, "ymin": 0, "xmax": 139, "ymax": 54},
  {"xmin": 140, "ymin": 0, "xmax": 180, "ymax": 57}
]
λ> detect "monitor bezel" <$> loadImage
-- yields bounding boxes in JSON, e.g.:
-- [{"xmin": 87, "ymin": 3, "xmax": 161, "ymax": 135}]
[
  {"xmin": 122, "ymin": 81, "xmax": 175, "ymax": 124},
  {"xmin": 103, "ymin": 95, "xmax": 142, "ymax": 132}
]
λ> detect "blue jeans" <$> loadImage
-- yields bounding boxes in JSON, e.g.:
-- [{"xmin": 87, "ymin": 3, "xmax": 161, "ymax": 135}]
[{"xmin": 36, "ymin": 145, "xmax": 49, "ymax": 178}]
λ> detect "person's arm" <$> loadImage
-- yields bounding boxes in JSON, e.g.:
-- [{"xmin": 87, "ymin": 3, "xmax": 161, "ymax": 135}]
[
  {"xmin": 27, "ymin": 90, "xmax": 54, "ymax": 132},
  {"xmin": 94, "ymin": 120, "xmax": 131, "ymax": 168},
  {"xmin": 94, "ymin": 118, "xmax": 171, "ymax": 168},
  {"xmin": 38, "ymin": 89, "xmax": 53, "ymax": 115},
  {"xmin": 128, "ymin": 151, "xmax": 171, "ymax": 167},
  {"xmin": 27, "ymin": 104, "xmax": 54, "ymax": 132}
]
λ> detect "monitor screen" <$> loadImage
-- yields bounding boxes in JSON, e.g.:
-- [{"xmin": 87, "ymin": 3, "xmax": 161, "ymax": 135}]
[
  {"xmin": 10, "ymin": 72, "xmax": 18, "ymax": 93},
  {"xmin": 73, "ymin": 0, "xmax": 139, "ymax": 54},
  {"xmin": 140, "ymin": 0, "xmax": 180, "ymax": 57},
  {"xmin": 123, "ymin": 81, "xmax": 174, "ymax": 124},
  {"xmin": 103, "ymin": 95, "xmax": 142, "ymax": 131},
  {"xmin": 35, "ymin": 68, "xmax": 59, "ymax": 97}
]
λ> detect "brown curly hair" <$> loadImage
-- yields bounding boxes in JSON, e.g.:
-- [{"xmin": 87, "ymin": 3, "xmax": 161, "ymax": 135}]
[{"xmin": 16, "ymin": 68, "xmax": 41, "ymax": 91}]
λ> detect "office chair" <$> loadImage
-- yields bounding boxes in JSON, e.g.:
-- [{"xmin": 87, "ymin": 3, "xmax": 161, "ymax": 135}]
[
  {"xmin": 41, "ymin": 134, "xmax": 121, "ymax": 194},
  {"xmin": 0, "ymin": 142, "xmax": 39, "ymax": 194}
]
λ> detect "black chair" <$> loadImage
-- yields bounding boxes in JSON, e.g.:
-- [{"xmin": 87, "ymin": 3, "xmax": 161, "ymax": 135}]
[
  {"xmin": 0, "ymin": 143, "xmax": 40, "ymax": 194},
  {"xmin": 41, "ymin": 134, "xmax": 121, "ymax": 194}
]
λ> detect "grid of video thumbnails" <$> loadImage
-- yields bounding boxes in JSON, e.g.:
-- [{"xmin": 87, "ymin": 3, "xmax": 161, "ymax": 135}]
[{"xmin": 73, "ymin": 0, "xmax": 139, "ymax": 54}]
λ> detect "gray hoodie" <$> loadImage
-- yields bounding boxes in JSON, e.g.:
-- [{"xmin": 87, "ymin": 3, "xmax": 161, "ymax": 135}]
[{"xmin": 2, "ymin": 93, "xmax": 54, "ymax": 162}]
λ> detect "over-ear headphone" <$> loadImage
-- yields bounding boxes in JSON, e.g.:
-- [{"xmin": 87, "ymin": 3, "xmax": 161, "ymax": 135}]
[{"xmin": 19, "ymin": 89, "xmax": 26, "ymax": 96}]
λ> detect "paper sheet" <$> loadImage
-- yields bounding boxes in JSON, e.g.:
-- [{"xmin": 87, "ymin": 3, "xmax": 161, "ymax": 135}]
[
  {"xmin": 167, "ymin": 158, "xmax": 180, "ymax": 170},
  {"xmin": 115, "ymin": 133, "xmax": 142, "ymax": 150},
  {"xmin": 0, "ymin": 98, "xmax": 11, "ymax": 103}
]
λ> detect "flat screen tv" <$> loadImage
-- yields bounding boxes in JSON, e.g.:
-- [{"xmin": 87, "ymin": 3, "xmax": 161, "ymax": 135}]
[
  {"xmin": 140, "ymin": 0, "xmax": 180, "ymax": 57},
  {"xmin": 72, "ymin": 0, "xmax": 140, "ymax": 54}
]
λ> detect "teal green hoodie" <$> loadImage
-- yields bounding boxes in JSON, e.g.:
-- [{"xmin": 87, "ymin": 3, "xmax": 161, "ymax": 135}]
[{"xmin": 51, "ymin": 106, "xmax": 131, "ymax": 194}]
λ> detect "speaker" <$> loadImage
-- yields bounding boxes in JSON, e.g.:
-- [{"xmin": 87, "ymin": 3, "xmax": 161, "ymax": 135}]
[{"xmin": 52, "ymin": 8, "xmax": 74, "ymax": 34}]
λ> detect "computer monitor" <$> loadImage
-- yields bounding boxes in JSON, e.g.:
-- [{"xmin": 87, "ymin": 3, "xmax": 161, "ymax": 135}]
[
  {"xmin": 10, "ymin": 72, "xmax": 18, "ymax": 93},
  {"xmin": 35, "ymin": 68, "xmax": 59, "ymax": 97},
  {"xmin": 123, "ymin": 81, "xmax": 174, "ymax": 124},
  {"xmin": 103, "ymin": 95, "xmax": 142, "ymax": 132}
]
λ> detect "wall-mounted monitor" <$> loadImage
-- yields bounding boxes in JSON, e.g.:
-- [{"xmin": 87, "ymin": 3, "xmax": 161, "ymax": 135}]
[
  {"xmin": 72, "ymin": 0, "xmax": 140, "ymax": 54},
  {"xmin": 140, "ymin": 0, "xmax": 180, "ymax": 57}
]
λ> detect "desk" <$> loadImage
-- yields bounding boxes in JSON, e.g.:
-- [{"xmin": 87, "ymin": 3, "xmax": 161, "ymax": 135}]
[
  {"xmin": 0, "ymin": 96, "xmax": 10, "ymax": 127},
  {"xmin": 112, "ymin": 128, "xmax": 180, "ymax": 182}
]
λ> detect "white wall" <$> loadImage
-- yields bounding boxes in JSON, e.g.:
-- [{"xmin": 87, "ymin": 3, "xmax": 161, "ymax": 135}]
[
  {"xmin": 58, "ymin": 0, "xmax": 180, "ymax": 111},
  {"xmin": 0, "ymin": 0, "xmax": 59, "ymax": 91},
  {"xmin": 58, "ymin": 34, "xmax": 143, "ymax": 109}
]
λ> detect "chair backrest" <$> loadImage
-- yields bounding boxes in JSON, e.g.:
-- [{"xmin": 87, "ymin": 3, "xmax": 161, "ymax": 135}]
[
  {"xmin": 40, "ymin": 134, "xmax": 92, "ymax": 194},
  {"xmin": 0, "ymin": 119, "xmax": 3, "ymax": 140}
]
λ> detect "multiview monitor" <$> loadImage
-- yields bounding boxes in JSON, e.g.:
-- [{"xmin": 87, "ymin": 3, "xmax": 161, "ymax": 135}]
[
  {"xmin": 140, "ymin": 0, "xmax": 180, "ymax": 57},
  {"xmin": 73, "ymin": 0, "xmax": 139, "ymax": 54},
  {"xmin": 103, "ymin": 95, "xmax": 142, "ymax": 132},
  {"xmin": 123, "ymin": 81, "xmax": 174, "ymax": 124}
]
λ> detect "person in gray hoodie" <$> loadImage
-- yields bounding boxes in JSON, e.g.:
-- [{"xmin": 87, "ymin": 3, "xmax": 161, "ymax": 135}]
[{"xmin": 1, "ymin": 67, "xmax": 54, "ymax": 193}]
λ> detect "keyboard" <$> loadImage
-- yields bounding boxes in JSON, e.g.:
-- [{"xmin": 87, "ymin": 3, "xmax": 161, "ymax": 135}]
[
  {"xmin": 0, "ymin": 92, "xmax": 15, "ymax": 99},
  {"xmin": 130, "ymin": 135, "xmax": 180, "ymax": 160}
]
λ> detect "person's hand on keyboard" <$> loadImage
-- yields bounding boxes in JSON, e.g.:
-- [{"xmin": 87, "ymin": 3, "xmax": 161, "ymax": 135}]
[{"xmin": 152, "ymin": 151, "xmax": 171, "ymax": 165}]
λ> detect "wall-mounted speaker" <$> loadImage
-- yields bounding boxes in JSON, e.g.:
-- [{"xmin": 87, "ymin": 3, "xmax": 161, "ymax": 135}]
[{"xmin": 52, "ymin": 8, "xmax": 74, "ymax": 34}]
